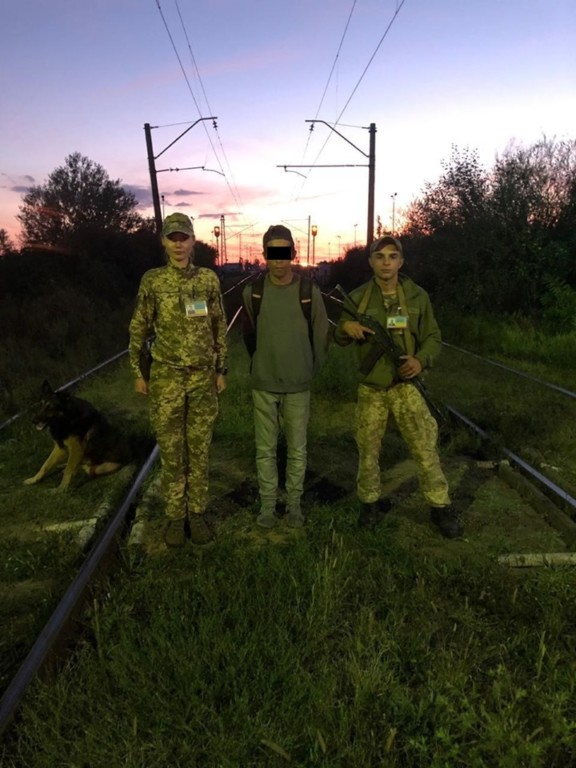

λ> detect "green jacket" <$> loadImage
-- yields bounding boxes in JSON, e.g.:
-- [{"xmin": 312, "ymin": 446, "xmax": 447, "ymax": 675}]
[
  {"xmin": 334, "ymin": 275, "xmax": 442, "ymax": 390},
  {"xmin": 129, "ymin": 262, "xmax": 227, "ymax": 378}
]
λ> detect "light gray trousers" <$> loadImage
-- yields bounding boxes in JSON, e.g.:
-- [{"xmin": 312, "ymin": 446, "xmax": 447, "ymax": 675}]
[{"xmin": 252, "ymin": 389, "xmax": 311, "ymax": 510}]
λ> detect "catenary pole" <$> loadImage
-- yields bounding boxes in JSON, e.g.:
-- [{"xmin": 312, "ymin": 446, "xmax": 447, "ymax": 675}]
[{"xmin": 144, "ymin": 117, "xmax": 218, "ymax": 236}]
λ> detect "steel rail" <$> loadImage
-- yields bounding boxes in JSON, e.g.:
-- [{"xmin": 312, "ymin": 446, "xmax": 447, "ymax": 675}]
[
  {"xmin": 324, "ymin": 290, "xmax": 576, "ymax": 512},
  {"xmin": 442, "ymin": 342, "xmax": 575, "ymax": 399},
  {"xmin": 0, "ymin": 445, "xmax": 160, "ymax": 738},
  {"xmin": 447, "ymin": 405, "xmax": 576, "ymax": 512},
  {"xmin": 2, "ymin": 279, "xmax": 572, "ymax": 738},
  {"xmin": 221, "ymin": 270, "xmax": 255, "ymax": 296},
  {"xmin": 0, "ymin": 277, "xmax": 250, "ymax": 736}
]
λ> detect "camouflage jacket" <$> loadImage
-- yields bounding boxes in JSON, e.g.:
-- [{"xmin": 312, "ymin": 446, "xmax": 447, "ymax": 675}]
[
  {"xmin": 334, "ymin": 275, "xmax": 442, "ymax": 390},
  {"xmin": 129, "ymin": 262, "xmax": 227, "ymax": 378}
]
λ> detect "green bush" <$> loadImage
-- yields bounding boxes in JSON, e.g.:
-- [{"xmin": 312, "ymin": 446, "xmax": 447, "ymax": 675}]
[{"xmin": 540, "ymin": 276, "xmax": 576, "ymax": 334}]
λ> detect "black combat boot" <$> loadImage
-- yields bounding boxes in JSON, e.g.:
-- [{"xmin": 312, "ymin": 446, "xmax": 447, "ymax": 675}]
[
  {"xmin": 164, "ymin": 518, "xmax": 186, "ymax": 547},
  {"xmin": 188, "ymin": 513, "xmax": 214, "ymax": 545},
  {"xmin": 359, "ymin": 498, "xmax": 391, "ymax": 528},
  {"xmin": 430, "ymin": 506, "xmax": 462, "ymax": 539}
]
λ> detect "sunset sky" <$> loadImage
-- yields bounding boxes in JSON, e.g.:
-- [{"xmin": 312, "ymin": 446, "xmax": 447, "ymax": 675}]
[{"xmin": 1, "ymin": 0, "xmax": 574, "ymax": 263}]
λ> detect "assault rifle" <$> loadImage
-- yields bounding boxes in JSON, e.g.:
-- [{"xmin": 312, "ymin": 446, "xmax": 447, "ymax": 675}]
[{"xmin": 335, "ymin": 284, "xmax": 446, "ymax": 425}]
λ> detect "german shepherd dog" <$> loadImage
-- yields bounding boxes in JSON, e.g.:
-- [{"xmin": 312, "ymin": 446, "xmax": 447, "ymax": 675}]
[{"xmin": 24, "ymin": 381, "xmax": 132, "ymax": 491}]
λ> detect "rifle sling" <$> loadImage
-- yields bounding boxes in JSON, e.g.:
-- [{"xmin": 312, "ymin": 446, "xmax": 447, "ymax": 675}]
[{"xmin": 396, "ymin": 282, "xmax": 415, "ymax": 357}]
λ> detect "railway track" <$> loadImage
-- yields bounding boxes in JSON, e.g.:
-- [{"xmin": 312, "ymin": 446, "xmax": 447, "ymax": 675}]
[{"xmin": 1, "ymin": 274, "xmax": 575, "ymax": 740}]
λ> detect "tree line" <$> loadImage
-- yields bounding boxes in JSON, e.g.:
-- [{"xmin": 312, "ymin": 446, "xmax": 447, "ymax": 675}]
[
  {"xmin": 0, "ymin": 154, "xmax": 217, "ymax": 417},
  {"xmin": 334, "ymin": 137, "xmax": 576, "ymax": 333},
  {"xmin": 1, "ymin": 139, "xmax": 574, "ymax": 416}
]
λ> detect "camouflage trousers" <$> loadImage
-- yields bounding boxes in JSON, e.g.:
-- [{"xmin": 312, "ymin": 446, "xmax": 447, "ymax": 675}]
[
  {"xmin": 355, "ymin": 382, "xmax": 450, "ymax": 507},
  {"xmin": 252, "ymin": 389, "xmax": 310, "ymax": 510},
  {"xmin": 149, "ymin": 364, "xmax": 218, "ymax": 520}
]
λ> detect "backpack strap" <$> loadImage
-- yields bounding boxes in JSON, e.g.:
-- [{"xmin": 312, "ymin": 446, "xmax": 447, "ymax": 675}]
[
  {"xmin": 396, "ymin": 281, "xmax": 415, "ymax": 357},
  {"xmin": 299, "ymin": 276, "xmax": 314, "ymax": 355},
  {"xmin": 250, "ymin": 273, "xmax": 266, "ymax": 328},
  {"xmin": 241, "ymin": 274, "xmax": 265, "ymax": 358}
]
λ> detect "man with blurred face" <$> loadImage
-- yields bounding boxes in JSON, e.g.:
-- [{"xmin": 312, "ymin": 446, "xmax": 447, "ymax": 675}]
[
  {"xmin": 335, "ymin": 235, "xmax": 462, "ymax": 539},
  {"xmin": 242, "ymin": 224, "xmax": 330, "ymax": 528},
  {"xmin": 129, "ymin": 212, "xmax": 228, "ymax": 547}
]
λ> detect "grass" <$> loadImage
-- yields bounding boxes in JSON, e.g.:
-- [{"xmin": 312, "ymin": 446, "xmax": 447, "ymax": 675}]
[
  {"xmin": 0, "ymin": 361, "xmax": 152, "ymax": 693},
  {"xmin": 438, "ymin": 309, "xmax": 576, "ymax": 386},
  {"xmin": 4, "ymin": 529, "xmax": 576, "ymax": 767},
  {"xmin": 425, "ymin": 345, "xmax": 576, "ymax": 493},
  {"xmin": 2, "ymin": 324, "xmax": 576, "ymax": 766}
]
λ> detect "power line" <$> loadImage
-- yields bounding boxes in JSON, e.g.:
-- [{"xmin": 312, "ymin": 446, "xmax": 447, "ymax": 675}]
[
  {"xmin": 174, "ymin": 0, "xmax": 212, "ymax": 116},
  {"xmin": 313, "ymin": 0, "xmax": 359, "ymax": 124},
  {"xmin": 173, "ymin": 0, "xmax": 248, "ymax": 217},
  {"xmin": 291, "ymin": 0, "xmax": 359, "ymax": 200},
  {"xmin": 294, "ymin": 0, "xmax": 408, "ymax": 203},
  {"xmin": 335, "ymin": 0, "xmax": 408, "ymax": 124},
  {"xmin": 154, "ymin": 0, "xmax": 204, "ymax": 119},
  {"xmin": 154, "ymin": 0, "xmax": 248, "ymax": 221}
]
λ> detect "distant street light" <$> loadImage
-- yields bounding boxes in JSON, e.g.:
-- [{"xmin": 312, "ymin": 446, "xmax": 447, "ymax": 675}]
[
  {"xmin": 311, "ymin": 224, "xmax": 318, "ymax": 265},
  {"xmin": 213, "ymin": 226, "xmax": 220, "ymax": 265},
  {"xmin": 391, "ymin": 192, "xmax": 398, "ymax": 235}
]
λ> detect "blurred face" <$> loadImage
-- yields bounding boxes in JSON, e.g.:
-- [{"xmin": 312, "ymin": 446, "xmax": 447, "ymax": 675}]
[
  {"xmin": 264, "ymin": 238, "xmax": 294, "ymax": 283},
  {"xmin": 162, "ymin": 231, "xmax": 194, "ymax": 268},
  {"xmin": 369, "ymin": 245, "xmax": 404, "ymax": 285}
]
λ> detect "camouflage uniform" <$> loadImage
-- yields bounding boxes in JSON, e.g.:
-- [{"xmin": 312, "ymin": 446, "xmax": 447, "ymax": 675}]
[
  {"xmin": 355, "ymin": 383, "xmax": 449, "ymax": 506},
  {"xmin": 335, "ymin": 274, "xmax": 450, "ymax": 507},
  {"xmin": 129, "ymin": 262, "xmax": 227, "ymax": 520}
]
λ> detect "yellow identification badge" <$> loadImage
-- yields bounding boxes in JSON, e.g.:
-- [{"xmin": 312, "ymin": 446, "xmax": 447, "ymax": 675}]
[
  {"xmin": 184, "ymin": 298, "xmax": 208, "ymax": 318},
  {"xmin": 387, "ymin": 314, "xmax": 408, "ymax": 329}
]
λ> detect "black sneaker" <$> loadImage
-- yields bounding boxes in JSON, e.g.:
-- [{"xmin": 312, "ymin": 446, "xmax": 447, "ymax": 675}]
[
  {"xmin": 285, "ymin": 508, "xmax": 305, "ymax": 528},
  {"xmin": 430, "ymin": 506, "xmax": 462, "ymax": 539}
]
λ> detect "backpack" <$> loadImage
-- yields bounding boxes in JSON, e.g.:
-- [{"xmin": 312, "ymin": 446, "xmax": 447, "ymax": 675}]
[{"xmin": 243, "ymin": 273, "xmax": 314, "ymax": 357}]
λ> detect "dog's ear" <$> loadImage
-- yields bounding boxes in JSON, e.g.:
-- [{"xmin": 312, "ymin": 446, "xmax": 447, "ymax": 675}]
[{"xmin": 41, "ymin": 380, "xmax": 53, "ymax": 396}]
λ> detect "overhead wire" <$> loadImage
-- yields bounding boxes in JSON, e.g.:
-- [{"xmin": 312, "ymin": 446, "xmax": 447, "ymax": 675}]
[
  {"xmin": 335, "ymin": 0, "xmax": 408, "ymax": 124},
  {"xmin": 173, "ymin": 0, "xmax": 247, "ymax": 216},
  {"xmin": 156, "ymin": 0, "xmax": 407, "ymax": 235},
  {"xmin": 294, "ymin": 0, "xmax": 408, "ymax": 203},
  {"xmin": 154, "ymin": 1, "xmax": 205, "ymax": 125},
  {"xmin": 154, "ymin": 0, "xmax": 249, "ymax": 224},
  {"xmin": 290, "ymin": 0, "xmax": 359, "ymax": 200}
]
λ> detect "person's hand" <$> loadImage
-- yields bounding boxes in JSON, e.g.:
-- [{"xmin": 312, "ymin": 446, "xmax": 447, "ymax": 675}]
[
  {"xmin": 398, "ymin": 355, "xmax": 422, "ymax": 379},
  {"xmin": 216, "ymin": 373, "xmax": 227, "ymax": 394},
  {"xmin": 342, "ymin": 320, "xmax": 374, "ymax": 340},
  {"xmin": 135, "ymin": 377, "xmax": 149, "ymax": 395}
]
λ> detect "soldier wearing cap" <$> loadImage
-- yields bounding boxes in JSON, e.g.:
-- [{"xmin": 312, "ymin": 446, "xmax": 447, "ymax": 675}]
[
  {"xmin": 129, "ymin": 213, "xmax": 228, "ymax": 547},
  {"xmin": 334, "ymin": 235, "xmax": 461, "ymax": 538}
]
